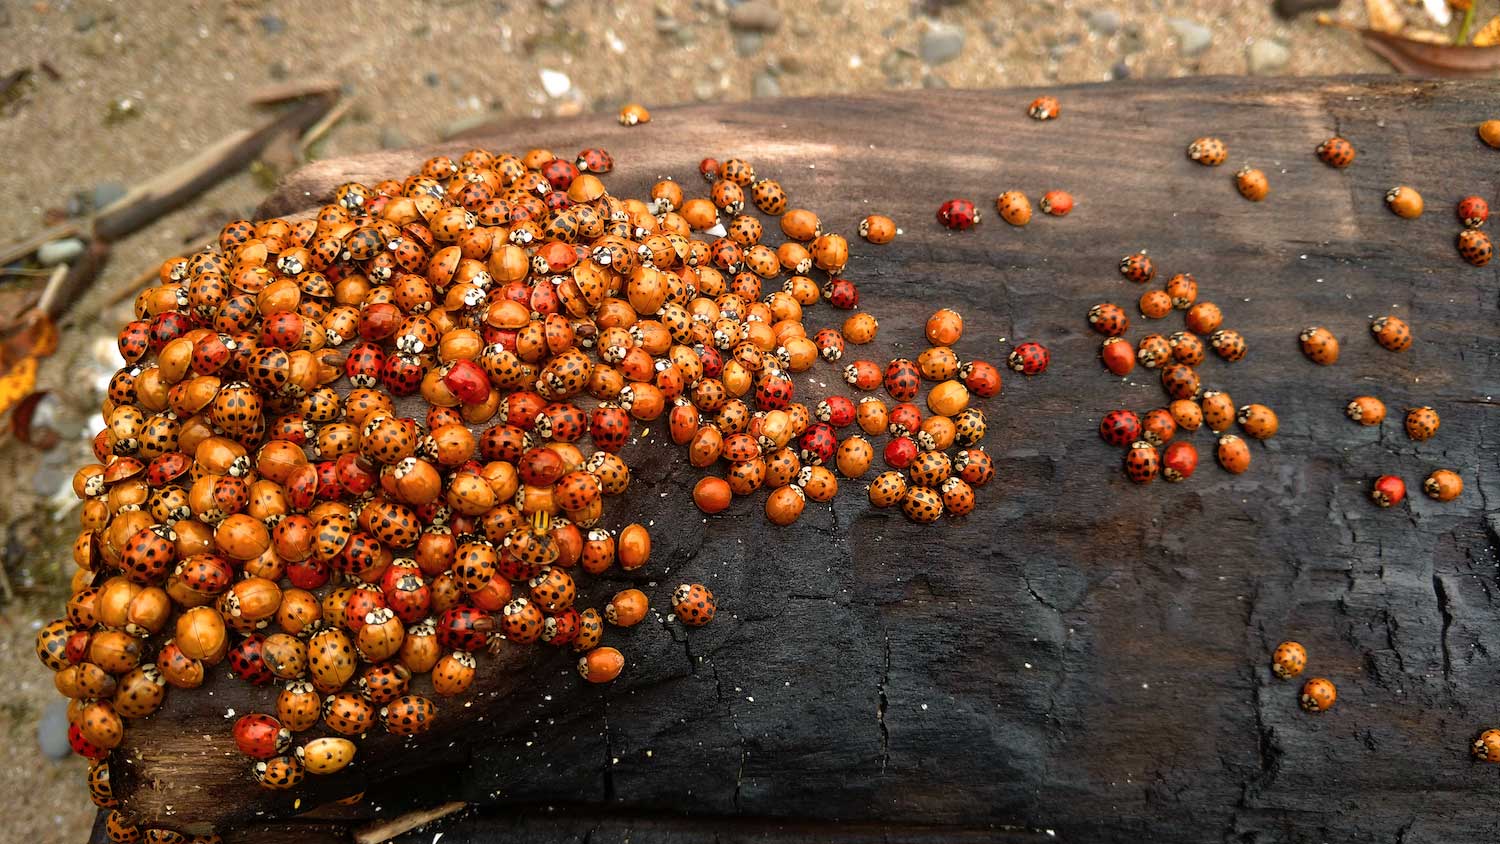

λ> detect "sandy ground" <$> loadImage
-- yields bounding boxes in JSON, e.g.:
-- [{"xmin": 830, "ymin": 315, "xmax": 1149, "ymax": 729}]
[{"xmin": 0, "ymin": 0, "xmax": 1403, "ymax": 840}]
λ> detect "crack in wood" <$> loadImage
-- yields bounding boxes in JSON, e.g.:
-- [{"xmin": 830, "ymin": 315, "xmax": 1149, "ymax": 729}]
[{"xmin": 1433, "ymin": 574, "xmax": 1454, "ymax": 685}]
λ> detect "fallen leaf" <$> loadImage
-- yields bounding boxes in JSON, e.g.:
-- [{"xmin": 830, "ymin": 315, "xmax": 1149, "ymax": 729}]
[
  {"xmin": 1402, "ymin": 27, "xmax": 1455, "ymax": 44},
  {"xmin": 1473, "ymin": 15, "xmax": 1500, "ymax": 46},
  {"xmin": 1360, "ymin": 28, "xmax": 1500, "ymax": 76},
  {"xmin": 0, "ymin": 308, "xmax": 57, "ymax": 375},
  {"xmin": 10, "ymin": 389, "xmax": 58, "ymax": 449},
  {"xmin": 0, "ymin": 356, "xmax": 38, "ymax": 419},
  {"xmin": 1367, "ymin": 0, "xmax": 1406, "ymax": 33}
]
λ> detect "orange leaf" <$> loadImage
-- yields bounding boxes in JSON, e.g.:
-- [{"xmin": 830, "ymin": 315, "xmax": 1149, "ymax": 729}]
[{"xmin": 0, "ymin": 355, "xmax": 39, "ymax": 418}]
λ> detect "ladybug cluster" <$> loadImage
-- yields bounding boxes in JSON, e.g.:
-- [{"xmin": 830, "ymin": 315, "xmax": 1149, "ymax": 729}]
[
  {"xmin": 1185, "ymin": 135, "xmax": 1273, "ymax": 203},
  {"xmin": 1095, "ymin": 258, "xmax": 1269, "ymax": 481},
  {"xmin": 51, "ymin": 144, "xmax": 1040, "ymax": 839},
  {"xmin": 1297, "ymin": 318, "xmax": 1460, "ymax": 509},
  {"xmin": 1269, "ymin": 640, "xmax": 1336, "ymax": 714}
]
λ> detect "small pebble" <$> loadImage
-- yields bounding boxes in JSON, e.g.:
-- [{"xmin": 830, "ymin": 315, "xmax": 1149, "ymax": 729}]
[
  {"xmin": 92, "ymin": 181, "xmax": 126, "ymax": 210},
  {"xmin": 728, "ymin": 1, "xmax": 782, "ymax": 32},
  {"xmin": 734, "ymin": 31, "xmax": 765, "ymax": 56},
  {"xmin": 1087, "ymin": 10, "xmax": 1121, "ymax": 35},
  {"xmin": 37, "ymin": 237, "xmax": 85, "ymax": 267},
  {"xmin": 539, "ymin": 69, "xmax": 571, "ymax": 98},
  {"xmin": 919, "ymin": 20, "xmax": 966, "ymax": 66},
  {"xmin": 1168, "ymin": 18, "xmax": 1213, "ymax": 57},
  {"xmin": 1246, "ymin": 39, "xmax": 1290, "ymax": 75},
  {"xmin": 258, "ymin": 15, "xmax": 285, "ymax": 35},
  {"xmin": 37, "ymin": 699, "xmax": 71, "ymax": 760},
  {"xmin": 751, "ymin": 70, "xmax": 781, "ymax": 98},
  {"xmin": 378, "ymin": 127, "xmax": 409, "ymax": 150}
]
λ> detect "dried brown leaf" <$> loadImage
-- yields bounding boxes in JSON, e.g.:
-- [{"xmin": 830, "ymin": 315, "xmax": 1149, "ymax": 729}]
[
  {"xmin": 1360, "ymin": 27, "xmax": 1500, "ymax": 75},
  {"xmin": 1473, "ymin": 15, "xmax": 1500, "ymax": 46}
]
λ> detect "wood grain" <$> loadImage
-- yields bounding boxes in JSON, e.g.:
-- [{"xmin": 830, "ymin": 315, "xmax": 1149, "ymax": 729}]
[{"xmin": 101, "ymin": 75, "xmax": 1500, "ymax": 844}]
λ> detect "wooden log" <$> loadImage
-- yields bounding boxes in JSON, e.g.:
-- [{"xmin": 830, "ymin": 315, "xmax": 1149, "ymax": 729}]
[{"xmin": 100, "ymin": 75, "xmax": 1500, "ymax": 843}]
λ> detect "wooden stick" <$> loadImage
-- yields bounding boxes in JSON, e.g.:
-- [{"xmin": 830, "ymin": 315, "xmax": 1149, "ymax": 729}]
[
  {"xmin": 247, "ymin": 78, "xmax": 342, "ymax": 106},
  {"xmin": 353, "ymin": 801, "xmax": 467, "ymax": 844},
  {"xmin": 92, "ymin": 95, "xmax": 335, "ymax": 242},
  {"xmin": 298, "ymin": 97, "xmax": 354, "ymax": 159},
  {"xmin": 41, "ymin": 239, "xmax": 110, "ymax": 322},
  {"xmin": 0, "ymin": 221, "xmax": 80, "ymax": 268}
]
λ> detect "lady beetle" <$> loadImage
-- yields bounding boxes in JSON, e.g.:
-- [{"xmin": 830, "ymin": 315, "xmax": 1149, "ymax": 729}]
[
  {"xmin": 1235, "ymin": 167, "xmax": 1269, "ymax": 201},
  {"xmin": 672, "ymin": 583, "xmax": 716, "ymax": 626},
  {"xmin": 1370, "ymin": 315, "xmax": 1412, "ymax": 352},
  {"xmin": 1140, "ymin": 408, "xmax": 1176, "ymax": 446},
  {"xmin": 618, "ymin": 102, "xmax": 650, "ymax": 125},
  {"xmin": 1423, "ymin": 469, "xmax": 1462, "ymax": 502},
  {"xmin": 1237, "ymin": 404, "xmax": 1279, "ymax": 439},
  {"xmin": 254, "ymin": 754, "xmax": 305, "ymax": 790},
  {"xmin": 1088, "ymin": 303, "xmax": 1130, "ymax": 336},
  {"xmin": 1216, "ymin": 434, "xmax": 1250, "ymax": 474},
  {"xmin": 1346, "ymin": 395, "xmax": 1386, "ymax": 426},
  {"xmin": 900, "ymin": 486, "xmax": 944, "ymax": 523},
  {"xmin": 382, "ymin": 694, "xmax": 436, "ymax": 736},
  {"xmin": 858, "ymin": 214, "xmax": 897, "ymax": 244},
  {"xmin": 1169, "ymin": 331, "xmax": 1206, "ymax": 366},
  {"xmin": 1027, "ymin": 95, "xmax": 1060, "ymax": 120},
  {"xmin": 1458, "ymin": 229, "xmax": 1493, "ymax": 266},
  {"xmin": 1299, "ymin": 326, "xmax": 1339, "ymax": 365},
  {"xmin": 1185, "ymin": 302, "xmax": 1222, "ymax": 335},
  {"xmin": 1160, "ymin": 363, "xmax": 1201, "ymax": 401},
  {"xmin": 1039, "ymin": 190, "xmax": 1073, "ymax": 216},
  {"xmin": 953, "ymin": 449, "xmax": 994, "ymax": 486},
  {"xmin": 1385, "ymin": 186, "xmax": 1423, "ymax": 218},
  {"xmin": 1123, "ymin": 441, "xmax": 1159, "ymax": 484},
  {"xmin": 233, "ymin": 713, "xmax": 291, "ymax": 760},
  {"xmin": 1100, "ymin": 337, "xmax": 1135, "ymax": 376},
  {"xmin": 1458, "ymin": 195, "xmax": 1489, "ymax": 228},
  {"xmin": 1210, "ymin": 329, "xmax": 1247, "ymax": 362},
  {"xmin": 1139, "ymin": 290, "xmax": 1172, "ymax": 319},
  {"xmin": 884, "ymin": 436, "xmax": 919, "ymax": 469},
  {"xmin": 1475, "ymin": 729, "xmax": 1500, "ymax": 763},
  {"xmin": 1315, "ymin": 136, "xmax": 1356, "ymax": 168},
  {"xmin": 1170, "ymin": 399, "xmax": 1203, "ymax": 431},
  {"xmin": 1007, "ymin": 341, "xmax": 1049, "ymax": 376},
  {"xmin": 1404, "ymin": 406, "xmax": 1440, "ymax": 441},
  {"xmin": 765, "ymin": 484, "xmax": 806, "ymax": 525},
  {"xmin": 1187, "ymin": 136, "xmax": 1227, "ymax": 166},
  {"xmin": 1300, "ymin": 677, "xmax": 1337, "ymax": 712},
  {"xmin": 1164, "ymin": 273, "xmax": 1197, "ymax": 309},
  {"xmin": 1099, "ymin": 410, "xmax": 1142, "ymax": 447},
  {"xmin": 1119, "ymin": 253, "xmax": 1156, "ymax": 284},
  {"xmin": 1136, "ymin": 334, "xmax": 1171, "ymax": 369},
  {"xmin": 961, "ymin": 360, "xmax": 1002, "ymax": 397},
  {"xmin": 1200, "ymin": 395, "xmax": 1236, "ymax": 434},
  {"xmin": 883, "ymin": 359, "xmax": 921, "ymax": 402},
  {"xmin": 1161, "ymin": 440, "xmax": 1198, "ymax": 482},
  {"xmin": 940, "ymin": 477, "xmax": 976, "ymax": 516},
  {"xmin": 937, "ymin": 198, "xmax": 980, "ymax": 230},
  {"xmin": 578, "ymin": 646, "xmax": 624, "ymax": 683},
  {"xmin": 868, "ymin": 471, "xmax": 907, "ymax": 508},
  {"xmin": 995, "ymin": 191, "xmax": 1032, "ymax": 226},
  {"xmin": 1271, "ymin": 641, "xmax": 1307, "ymax": 679}
]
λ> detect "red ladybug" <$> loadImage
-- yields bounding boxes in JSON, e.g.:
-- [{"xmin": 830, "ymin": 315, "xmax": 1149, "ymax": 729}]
[
  {"xmin": 884, "ymin": 436, "xmax": 918, "ymax": 469},
  {"xmin": 1458, "ymin": 195, "xmax": 1489, "ymax": 228},
  {"xmin": 437, "ymin": 607, "xmax": 492, "ymax": 652},
  {"xmin": 816, "ymin": 396, "xmax": 857, "ymax": 428},
  {"xmin": 1123, "ymin": 441, "xmax": 1159, "ymax": 484},
  {"xmin": 1099, "ymin": 410, "xmax": 1142, "ymax": 447},
  {"xmin": 233, "ymin": 713, "xmax": 291, "ymax": 760},
  {"xmin": 443, "ymin": 359, "xmax": 491, "ymax": 404},
  {"xmin": 823, "ymin": 278, "xmax": 860, "ymax": 309},
  {"xmin": 1008, "ymin": 341, "xmax": 1050, "ymax": 376},
  {"xmin": 1100, "ymin": 337, "xmax": 1135, "ymax": 376},
  {"xmin": 960, "ymin": 360, "xmax": 1002, "ymax": 397},
  {"xmin": 589, "ymin": 404, "xmax": 632, "ymax": 453},
  {"xmin": 798, "ymin": 423, "xmax": 838, "ymax": 465},
  {"xmin": 1371, "ymin": 475, "xmax": 1406, "ymax": 507},
  {"xmin": 883, "ymin": 359, "xmax": 921, "ymax": 402},
  {"xmin": 1162, "ymin": 441, "xmax": 1198, "ymax": 482},
  {"xmin": 937, "ymin": 198, "xmax": 980, "ymax": 230},
  {"xmin": 227, "ymin": 634, "xmax": 275, "ymax": 686}
]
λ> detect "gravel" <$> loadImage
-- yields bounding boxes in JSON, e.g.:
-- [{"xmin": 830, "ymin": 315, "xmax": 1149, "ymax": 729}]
[
  {"xmin": 1247, "ymin": 39, "xmax": 1291, "ymax": 75},
  {"xmin": 728, "ymin": 1, "xmax": 782, "ymax": 32},
  {"xmin": 919, "ymin": 20, "xmax": 966, "ymax": 65},
  {"xmin": 1168, "ymin": 18, "xmax": 1213, "ymax": 57}
]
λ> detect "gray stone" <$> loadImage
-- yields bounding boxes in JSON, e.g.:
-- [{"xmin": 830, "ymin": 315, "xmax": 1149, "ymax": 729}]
[
  {"xmin": 1087, "ymin": 10, "xmax": 1120, "ymax": 36},
  {"xmin": 1168, "ymin": 18, "xmax": 1212, "ymax": 57},
  {"xmin": 751, "ymin": 70, "xmax": 781, "ymax": 98},
  {"xmin": 258, "ymin": 15, "xmax": 285, "ymax": 34},
  {"xmin": 93, "ymin": 181, "xmax": 126, "ymax": 210},
  {"xmin": 1111, "ymin": 60, "xmax": 1131, "ymax": 80},
  {"xmin": 424, "ymin": 71, "xmax": 441, "ymax": 88},
  {"xmin": 734, "ymin": 31, "xmax": 764, "ymax": 56},
  {"xmin": 921, "ymin": 71, "xmax": 948, "ymax": 89},
  {"xmin": 919, "ymin": 21, "xmax": 965, "ymax": 65},
  {"xmin": 75, "ymin": 13, "xmax": 95, "ymax": 31},
  {"xmin": 540, "ymin": 0, "xmax": 569, "ymax": 9},
  {"xmin": 38, "ymin": 699, "xmax": 70, "ymax": 760},
  {"xmin": 1247, "ymin": 38, "xmax": 1290, "ymax": 75},
  {"xmin": 728, "ymin": 1, "xmax": 781, "ymax": 32},
  {"xmin": 693, "ymin": 78, "xmax": 718, "ymax": 101},
  {"xmin": 37, "ymin": 238, "xmax": 85, "ymax": 267},
  {"xmin": 379, "ymin": 127, "xmax": 409, "ymax": 150},
  {"xmin": 268, "ymin": 61, "xmax": 289, "ymax": 80}
]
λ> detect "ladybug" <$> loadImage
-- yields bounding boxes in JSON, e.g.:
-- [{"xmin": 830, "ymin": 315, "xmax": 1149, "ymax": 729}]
[
  {"xmin": 1027, "ymin": 95, "xmax": 1060, "ymax": 120},
  {"xmin": 1271, "ymin": 641, "xmax": 1307, "ymax": 679},
  {"xmin": 1370, "ymin": 315, "xmax": 1412, "ymax": 352},
  {"xmin": 1200, "ymin": 391, "xmax": 1235, "ymax": 433},
  {"xmin": 1216, "ymin": 434, "xmax": 1251, "ymax": 474},
  {"xmin": 1300, "ymin": 677, "xmax": 1337, "ymax": 712},
  {"xmin": 382, "ymin": 694, "xmax": 437, "ymax": 736},
  {"xmin": 437, "ymin": 606, "xmax": 491, "ymax": 652},
  {"xmin": 940, "ymin": 476, "xmax": 976, "ymax": 515},
  {"xmin": 1345, "ymin": 395, "xmax": 1385, "ymax": 426},
  {"xmin": 1118, "ymin": 253, "xmax": 1155, "ymax": 284},
  {"xmin": 1299, "ymin": 326, "xmax": 1339, "ymax": 365},
  {"xmin": 1139, "ymin": 290, "xmax": 1172, "ymax": 319},
  {"xmin": 1087, "ymin": 302, "xmax": 1129, "ymax": 336},
  {"xmin": 1164, "ymin": 273, "xmax": 1197, "ymax": 309},
  {"xmin": 961, "ymin": 360, "xmax": 1002, "ymax": 397},
  {"xmin": 936, "ymin": 198, "xmax": 980, "ymax": 230},
  {"xmin": 1185, "ymin": 302, "xmax": 1221, "ymax": 335},
  {"xmin": 1161, "ymin": 440, "xmax": 1198, "ymax": 482},
  {"xmin": 589, "ymin": 403, "xmax": 632, "ymax": 453},
  {"xmin": 798, "ymin": 423, "xmax": 838, "ymax": 465},
  {"xmin": 672, "ymin": 583, "xmax": 716, "ymax": 626},
  {"xmin": 1235, "ymin": 167, "xmax": 1269, "ymax": 202},
  {"xmin": 1423, "ymin": 469, "xmax": 1463, "ymax": 502},
  {"xmin": 1458, "ymin": 229, "xmax": 1493, "ymax": 266},
  {"xmin": 1007, "ymin": 341, "xmax": 1049, "ymax": 376},
  {"xmin": 883, "ymin": 436, "xmax": 918, "ymax": 469},
  {"xmin": 1141, "ymin": 408, "xmax": 1176, "ymax": 445},
  {"xmin": 816, "ymin": 396, "xmax": 857, "ymax": 428},
  {"xmin": 1100, "ymin": 337, "xmax": 1135, "ymax": 376},
  {"xmin": 1039, "ymin": 190, "xmax": 1073, "ymax": 216},
  {"xmin": 953, "ymin": 449, "xmax": 994, "ymax": 486},
  {"xmin": 1385, "ymin": 185, "xmax": 1424, "ymax": 219},
  {"xmin": 754, "ymin": 372, "xmax": 794, "ymax": 410},
  {"xmin": 1123, "ymin": 441, "xmax": 1159, "ymax": 484},
  {"xmin": 823, "ymin": 277, "xmax": 860, "ymax": 309},
  {"xmin": 227, "ymin": 634, "xmax": 275, "ymax": 686},
  {"xmin": 1210, "ymin": 329, "xmax": 1247, "ymax": 362},
  {"xmin": 1187, "ymin": 136, "xmax": 1227, "ymax": 166},
  {"xmin": 1237, "ymin": 404, "xmax": 1279, "ymax": 439},
  {"xmin": 122, "ymin": 524, "xmax": 177, "ymax": 584},
  {"xmin": 1404, "ymin": 406, "xmax": 1440, "ymax": 441},
  {"xmin": 844, "ymin": 360, "xmax": 883, "ymax": 391},
  {"xmin": 233, "ymin": 713, "xmax": 292, "ymax": 760},
  {"xmin": 116, "ymin": 321, "xmax": 151, "ymax": 364},
  {"xmin": 900, "ymin": 486, "xmax": 944, "ymax": 523},
  {"xmin": 323, "ymin": 691, "xmax": 376, "ymax": 735},
  {"xmin": 718, "ymin": 157, "xmax": 755, "ymax": 185},
  {"xmin": 1476, "ymin": 730, "xmax": 1500, "ymax": 763},
  {"xmin": 883, "ymin": 359, "xmax": 921, "ymax": 402},
  {"xmin": 1458, "ymin": 195, "xmax": 1489, "ymax": 228},
  {"xmin": 1315, "ymin": 136, "xmax": 1356, "ymax": 168},
  {"xmin": 1099, "ymin": 410, "xmax": 1142, "ymax": 447},
  {"xmin": 995, "ymin": 191, "xmax": 1032, "ymax": 226},
  {"xmin": 1160, "ymin": 363, "xmax": 1201, "ymax": 401}
]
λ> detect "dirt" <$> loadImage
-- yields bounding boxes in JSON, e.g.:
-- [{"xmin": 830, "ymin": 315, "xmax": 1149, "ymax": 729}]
[{"xmin": 0, "ymin": 0, "xmax": 1409, "ymax": 841}]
